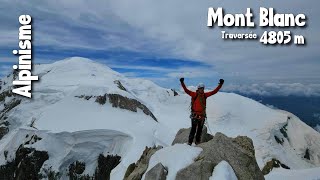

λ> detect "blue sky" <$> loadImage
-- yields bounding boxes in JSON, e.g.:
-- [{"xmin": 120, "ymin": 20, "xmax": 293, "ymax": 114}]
[{"xmin": 1, "ymin": 0, "xmax": 320, "ymax": 96}]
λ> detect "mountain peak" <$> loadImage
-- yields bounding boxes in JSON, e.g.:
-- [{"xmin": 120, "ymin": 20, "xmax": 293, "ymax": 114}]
[
  {"xmin": 59, "ymin": 56, "xmax": 95, "ymax": 63},
  {"xmin": 48, "ymin": 57, "xmax": 115, "ymax": 73},
  {"xmin": 32, "ymin": 57, "xmax": 124, "ymax": 89}
]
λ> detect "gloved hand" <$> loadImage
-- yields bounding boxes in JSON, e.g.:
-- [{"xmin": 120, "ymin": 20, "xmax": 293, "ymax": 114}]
[
  {"xmin": 219, "ymin": 79, "xmax": 224, "ymax": 85},
  {"xmin": 180, "ymin": 78, "xmax": 184, "ymax": 83}
]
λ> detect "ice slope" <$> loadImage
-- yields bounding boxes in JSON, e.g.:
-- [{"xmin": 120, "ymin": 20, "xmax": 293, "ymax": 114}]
[
  {"xmin": 0, "ymin": 57, "xmax": 320, "ymax": 179},
  {"xmin": 205, "ymin": 93, "xmax": 320, "ymax": 169},
  {"xmin": 265, "ymin": 167, "xmax": 320, "ymax": 180},
  {"xmin": 0, "ymin": 128, "xmax": 131, "ymax": 177}
]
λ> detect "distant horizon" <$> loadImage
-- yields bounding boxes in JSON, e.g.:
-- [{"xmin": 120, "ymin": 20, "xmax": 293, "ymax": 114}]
[{"xmin": 1, "ymin": 56, "xmax": 320, "ymax": 97}]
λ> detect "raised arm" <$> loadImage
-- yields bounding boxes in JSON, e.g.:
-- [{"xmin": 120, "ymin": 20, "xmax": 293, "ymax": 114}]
[
  {"xmin": 180, "ymin": 78, "xmax": 194, "ymax": 96},
  {"xmin": 205, "ymin": 79, "xmax": 224, "ymax": 97}
]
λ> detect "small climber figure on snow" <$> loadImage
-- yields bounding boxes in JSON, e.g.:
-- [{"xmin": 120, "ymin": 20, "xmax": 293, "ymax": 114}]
[{"xmin": 180, "ymin": 78, "xmax": 224, "ymax": 145}]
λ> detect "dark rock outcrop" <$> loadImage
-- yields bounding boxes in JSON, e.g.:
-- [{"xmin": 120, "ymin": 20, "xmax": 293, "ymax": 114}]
[
  {"xmin": 145, "ymin": 163, "xmax": 168, "ymax": 180},
  {"xmin": 15, "ymin": 146, "xmax": 49, "ymax": 179},
  {"xmin": 108, "ymin": 94, "xmax": 157, "ymax": 122},
  {"xmin": 275, "ymin": 123, "xmax": 290, "ymax": 146},
  {"xmin": 45, "ymin": 154, "xmax": 121, "ymax": 180},
  {"xmin": 40, "ymin": 166, "xmax": 61, "ymax": 180},
  {"xmin": 0, "ymin": 90, "xmax": 13, "ymax": 102},
  {"xmin": 114, "ymin": 80, "xmax": 127, "ymax": 91},
  {"xmin": 95, "ymin": 94, "xmax": 107, "ymax": 105},
  {"xmin": 77, "ymin": 92, "xmax": 158, "ymax": 121},
  {"xmin": 274, "ymin": 135, "xmax": 284, "ymax": 145},
  {"xmin": 4, "ymin": 150, "xmax": 8, "ymax": 160},
  {"xmin": 68, "ymin": 161, "xmax": 86, "ymax": 180},
  {"xmin": 13, "ymin": 69, "xmax": 19, "ymax": 80},
  {"xmin": 75, "ymin": 95, "xmax": 93, "ymax": 100},
  {"xmin": 171, "ymin": 126, "xmax": 213, "ymax": 145},
  {"xmin": 25, "ymin": 134, "xmax": 42, "ymax": 145},
  {"xmin": 280, "ymin": 124, "xmax": 288, "ymax": 139},
  {"xmin": 0, "ymin": 145, "xmax": 49, "ymax": 180},
  {"xmin": 95, "ymin": 94, "xmax": 157, "ymax": 122},
  {"xmin": 124, "ymin": 146, "xmax": 163, "ymax": 180},
  {"xmin": 304, "ymin": 148, "xmax": 310, "ymax": 160},
  {"xmin": 94, "ymin": 154, "xmax": 121, "ymax": 180},
  {"xmin": 0, "ymin": 126, "xmax": 9, "ymax": 139},
  {"xmin": 261, "ymin": 158, "xmax": 290, "ymax": 175},
  {"xmin": 171, "ymin": 89, "xmax": 178, "ymax": 96},
  {"xmin": 176, "ymin": 132, "xmax": 264, "ymax": 180}
]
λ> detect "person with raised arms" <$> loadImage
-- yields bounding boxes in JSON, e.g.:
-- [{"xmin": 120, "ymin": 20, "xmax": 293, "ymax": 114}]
[{"xmin": 180, "ymin": 78, "xmax": 224, "ymax": 145}]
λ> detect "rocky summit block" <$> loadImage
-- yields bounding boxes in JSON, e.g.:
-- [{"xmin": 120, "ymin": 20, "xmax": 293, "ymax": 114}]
[
  {"xmin": 176, "ymin": 159, "xmax": 215, "ymax": 180},
  {"xmin": 124, "ymin": 146, "xmax": 163, "ymax": 180},
  {"xmin": 176, "ymin": 132, "xmax": 264, "ymax": 180},
  {"xmin": 171, "ymin": 126, "xmax": 213, "ymax": 145},
  {"xmin": 144, "ymin": 163, "xmax": 168, "ymax": 180}
]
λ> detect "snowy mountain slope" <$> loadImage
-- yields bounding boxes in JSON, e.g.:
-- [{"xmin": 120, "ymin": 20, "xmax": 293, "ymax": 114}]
[
  {"xmin": 0, "ymin": 57, "xmax": 187, "ymax": 179},
  {"xmin": 265, "ymin": 167, "xmax": 320, "ymax": 180},
  {"xmin": 205, "ymin": 93, "xmax": 320, "ymax": 169},
  {"xmin": 0, "ymin": 128, "xmax": 131, "ymax": 178},
  {"xmin": 0, "ymin": 57, "xmax": 319, "ymax": 179}
]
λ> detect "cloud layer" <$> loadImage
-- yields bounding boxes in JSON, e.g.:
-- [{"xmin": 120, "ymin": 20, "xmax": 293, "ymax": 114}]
[
  {"xmin": 0, "ymin": 0, "xmax": 319, "ymax": 95},
  {"xmin": 223, "ymin": 83, "xmax": 320, "ymax": 96}
]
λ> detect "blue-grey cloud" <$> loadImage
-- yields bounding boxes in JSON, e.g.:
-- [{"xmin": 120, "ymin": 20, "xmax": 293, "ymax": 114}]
[
  {"xmin": 315, "ymin": 124, "xmax": 320, "ymax": 133},
  {"xmin": 223, "ymin": 83, "xmax": 320, "ymax": 96},
  {"xmin": 0, "ymin": 65, "xmax": 11, "ymax": 76}
]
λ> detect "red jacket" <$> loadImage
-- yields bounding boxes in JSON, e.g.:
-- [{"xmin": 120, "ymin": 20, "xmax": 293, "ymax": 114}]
[{"xmin": 181, "ymin": 82, "xmax": 222, "ymax": 116}]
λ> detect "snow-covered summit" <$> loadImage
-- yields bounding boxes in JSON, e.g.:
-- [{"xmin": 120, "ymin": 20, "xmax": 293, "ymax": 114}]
[
  {"xmin": 34, "ymin": 57, "xmax": 123, "ymax": 87},
  {"xmin": 0, "ymin": 57, "xmax": 319, "ymax": 179}
]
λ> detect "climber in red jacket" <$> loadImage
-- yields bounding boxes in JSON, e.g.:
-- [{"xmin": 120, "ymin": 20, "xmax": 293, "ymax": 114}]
[{"xmin": 180, "ymin": 78, "xmax": 224, "ymax": 145}]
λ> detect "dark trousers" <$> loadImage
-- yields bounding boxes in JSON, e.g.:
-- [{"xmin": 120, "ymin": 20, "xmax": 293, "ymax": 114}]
[{"xmin": 188, "ymin": 118, "xmax": 204, "ymax": 144}]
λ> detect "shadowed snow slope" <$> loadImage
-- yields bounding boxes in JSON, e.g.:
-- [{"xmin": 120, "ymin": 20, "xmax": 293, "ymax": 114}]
[{"xmin": 0, "ymin": 57, "xmax": 319, "ymax": 179}]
